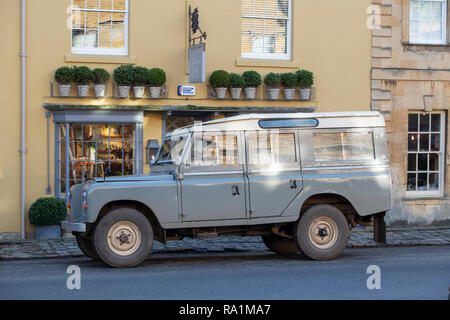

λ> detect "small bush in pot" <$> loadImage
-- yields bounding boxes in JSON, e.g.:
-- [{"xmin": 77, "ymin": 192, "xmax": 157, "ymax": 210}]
[
  {"xmin": 264, "ymin": 72, "xmax": 281, "ymax": 100},
  {"xmin": 92, "ymin": 68, "xmax": 110, "ymax": 98},
  {"xmin": 296, "ymin": 69, "xmax": 314, "ymax": 100},
  {"xmin": 113, "ymin": 65, "xmax": 134, "ymax": 98},
  {"xmin": 281, "ymin": 72, "xmax": 299, "ymax": 100},
  {"xmin": 54, "ymin": 66, "xmax": 75, "ymax": 97},
  {"xmin": 209, "ymin": 70, "xmax": 230, "ymax": 99},
  {"xmin": 73, "ymin": 66, "xmax": 94, "ymax": 97},
  {"xmin": 28, "ymin": 197, "xmax": 67, "ymax": 239},
  {"xmin": 132, "ymin": 66, "xmax": 150, "ymax": 98},
  {"xmin": 229, "ymin": 73, "xmax": 245, "ymax": 100},
  {"xmin": 242, "ymin": 70, "xmax": 262, "ymax": 100},
  {"xmin": 148, "ymin": 68, "xmax": 166, "ymax": 98}
]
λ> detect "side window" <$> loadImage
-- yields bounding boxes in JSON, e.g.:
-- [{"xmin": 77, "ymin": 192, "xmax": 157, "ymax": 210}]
[
  {"xmin": 313, "ymin": 131, "xmax": 375, "ymax": 162},
  {"xmin": 187, "ymin": 133, "xmax": 239, "ymax": 167},
  {"xmin": 247, "ymin": 131, "xmax": 296, "ymax": 165}
]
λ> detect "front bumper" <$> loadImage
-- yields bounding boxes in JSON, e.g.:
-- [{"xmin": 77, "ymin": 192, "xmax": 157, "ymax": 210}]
[{"xmin": 61, "ymin": 220, "xmax": 86, "ymax": 233}]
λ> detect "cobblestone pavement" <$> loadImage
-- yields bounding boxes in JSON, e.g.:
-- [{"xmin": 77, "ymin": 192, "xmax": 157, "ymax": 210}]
[{"xmin": 0, "ymin": 227, "xmax": 449, "ymax": 260}]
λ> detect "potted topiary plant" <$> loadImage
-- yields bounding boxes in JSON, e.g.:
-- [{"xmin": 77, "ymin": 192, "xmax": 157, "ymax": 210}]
[
  {"xmin": 296, "ymin": 69, "xmax": 314, "ymax": 100},
  {"xmin": 54, "ymin": 66, "xmax": 75, "ymax": 97},
  {"xmin": 28, "ymin": 197, "xmax": 67, "ymax": 240},
  {"xmin": 281, "ymin": 72, "xmax": 299, "ymax": 100},
  {"xmin": 73, "ymin": 66, "xmax": 94, "ymax": 97},
  {"xmin": 229, "ymin": 73, "xmax": 245, "ymax": 100},
  {"xmin": 113, "ymin": 65, "xmax": 134, "ymax": 98},
  {"xmin": 148, "ymin": 68, "xmax": 166, "ymax": 98},
  {"xmin": 264, "ymin": 72, "xmax": 281, "ymax": 100},
  {"xmin": 209, "ymin": 70, "xmax": 230, "ymax": 99},
  {"xmin": 92, "ymin": 68, "xmax": 110, "ymax": 98},
  {"xmin": 242, "ymin": 70, "xmax": 262, "ymax": 100},
  {"xmin": 132, "ymin": 66, "xmax": 150, "ymax": 98}
]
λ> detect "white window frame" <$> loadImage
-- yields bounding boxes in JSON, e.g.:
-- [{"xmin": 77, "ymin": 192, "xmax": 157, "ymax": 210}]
[
  {"xmin": 406, "ymin": 112, "xmax": 446, "ymax": 197},
  {"xmin": 241, "ymin": 0, "xmax": 292, "ymax": 60},
  {"xmin": 71, "ymin": 0, "xmax": 129, "ymax": 56},
  {"xmin": 409, "ymin": 0, "xmax": 447, "ymax": 45}
]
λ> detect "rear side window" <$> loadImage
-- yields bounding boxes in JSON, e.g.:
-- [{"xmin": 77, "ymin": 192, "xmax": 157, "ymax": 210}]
[
  {"xmin": 188, "ymin": 133, "xmax": 239, "ymax": 167},
  {"xmin": 247, "ymin": 131, "xmax": 296, "ymax": 165},
  {"xmin": 313, "ymin": 131, "xmax": 375, "ymax": 162}
]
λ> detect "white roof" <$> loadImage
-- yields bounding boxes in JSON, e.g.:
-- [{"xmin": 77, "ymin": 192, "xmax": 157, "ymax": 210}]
[{"xmin": 166, "ymin": 111, "xmax": 385, "ymax": 136}]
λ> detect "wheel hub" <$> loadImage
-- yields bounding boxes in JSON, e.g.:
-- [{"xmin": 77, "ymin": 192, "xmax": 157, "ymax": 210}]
[
  {"xmin": 107, "ymin": 221, "xmax": 141, "ymax": 256},
  {"xmin": 308, "ymin": 216, "xmax": 339, "ymax": 249}
]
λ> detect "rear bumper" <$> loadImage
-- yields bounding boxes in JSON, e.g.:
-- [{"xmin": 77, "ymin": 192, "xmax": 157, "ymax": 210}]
[{"xmin": 61, "ymin": 220, "xmax": 86, "ymax": 233}]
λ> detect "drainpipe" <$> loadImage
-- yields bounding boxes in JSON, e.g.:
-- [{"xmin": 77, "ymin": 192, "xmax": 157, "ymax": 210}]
[{"xmin": 19, "ymin": 0, "xmax": 27, "ymax": 239}]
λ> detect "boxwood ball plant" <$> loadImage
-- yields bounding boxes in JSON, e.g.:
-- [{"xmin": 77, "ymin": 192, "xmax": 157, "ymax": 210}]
[
  {"xmin": 296, "ymin": 69, "xmax": 314, "ymax": 88},
  {"xmin": 148, "ymin": 68, "xmax": 166, "ymax": 87},
  {"xmin": 54, "ymin": 66, "xmax": 75, "ymax": 84},
  {"xmin": 209, "ymin": 70, "xmax": 230, "ymax": 88},
  {"xmin": 281, "ymin": 72, "xmax": 299, "ymax": 88},
  {"xmin": 73, "ymin": 66, "xmax": 94, "ymax": 85},
  {"xmin": 242, "ymin": 70, "xmax": 262, "ymax": 88},
  {"xmin": 28, "ymin": 197, "xmax": 67, "ymax": 226},
  {"xmin": 113, "ymin": 65, "xmax": 135, "ymax": 86},
  {"xmin": 92, "ymin": 68, "xmax": 110, "ymax": 84},
  {"xmin": 264, "ymin": 72, "xmax": 281, "ymax": 88},
  {"xmin": 229, "ymin": 73, "xmax": 245, "ymax": 88}
]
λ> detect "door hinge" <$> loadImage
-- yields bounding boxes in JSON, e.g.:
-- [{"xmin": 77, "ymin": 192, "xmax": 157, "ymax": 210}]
[
  {"xmin": 180, "ymin": 211, "xmax": 187, "ymax": 218},
  {"xmin": 248, "ymin": 209, "xmax": 254, "ymax": 216}
]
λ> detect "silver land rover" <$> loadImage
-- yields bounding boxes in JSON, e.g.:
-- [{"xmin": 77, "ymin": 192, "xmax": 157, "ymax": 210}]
[{"xmin": 62, "ymin": 111, "xmax": 391, "ymax": 267}]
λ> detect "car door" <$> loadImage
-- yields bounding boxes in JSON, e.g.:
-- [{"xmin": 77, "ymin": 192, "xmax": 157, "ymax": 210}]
[
  {"xmin": 180, "ymin": 131, "xmax": 247, "ymax": 222},
  {"xmin": 245, "ymin": 129, "xmax": 303, "ymax": 218}
]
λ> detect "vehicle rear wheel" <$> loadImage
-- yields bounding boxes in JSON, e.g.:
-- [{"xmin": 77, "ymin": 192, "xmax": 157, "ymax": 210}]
[
  {"xmin": 75, "ymin": 233, "xmax": 99, "ymax": 260},
  {"xmin": 93, "ymin": 208, "xmax": 154, "ymax": 268},
  {"xmin": 294, "ymin": 204, "xmax": 349, "ymax": 261},
  {"xmin": 262, "ymin": 235, "xmax": 299, "ymax": 254}
]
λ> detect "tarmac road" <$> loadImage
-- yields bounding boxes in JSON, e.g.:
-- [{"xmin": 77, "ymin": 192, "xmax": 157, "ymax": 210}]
[{"xmin": 0, "ymin": 245, "xmax": 449, "ymax": 300}]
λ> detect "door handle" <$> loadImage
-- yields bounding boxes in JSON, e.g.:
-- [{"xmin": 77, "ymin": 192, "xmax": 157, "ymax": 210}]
[
  {"xmin": 231, "ymin": 185, "xmax": 240, "ymax": 196},
  {"xmin": 289, "ymin": 179, "xmax": 297, "ymax": 189}
]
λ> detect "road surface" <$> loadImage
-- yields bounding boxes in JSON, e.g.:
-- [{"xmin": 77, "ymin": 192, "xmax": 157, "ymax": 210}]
[{"xmin": 0, "ymin": 245, "xmax": 449, "ymax": 299}]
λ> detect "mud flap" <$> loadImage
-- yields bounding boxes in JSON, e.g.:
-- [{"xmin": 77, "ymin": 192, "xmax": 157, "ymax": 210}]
[{"xmin": 373, "ymin": 212, "xmax": 386, "ymax": 244}]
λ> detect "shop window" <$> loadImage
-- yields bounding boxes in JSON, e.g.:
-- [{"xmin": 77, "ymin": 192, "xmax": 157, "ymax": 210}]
[
  {"xmin": 71, "ymin": 0, "xmax": 128, "ymax": 55},
  {"xmin": 57, "ymin": 123, "xmax": 137, "ymax": 194},
  {"xmin": 241, "ymin": 0, "xmax": 291, "ymax": 60},
  {"xmin": 407, "ymin": 112, "xmax": 445, "ymax": 195}
]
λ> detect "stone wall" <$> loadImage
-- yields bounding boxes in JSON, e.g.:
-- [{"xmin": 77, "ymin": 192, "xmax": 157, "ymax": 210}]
[{"xmin": 371, "ymin": 0, "xmax": 450, "ymax": 225}]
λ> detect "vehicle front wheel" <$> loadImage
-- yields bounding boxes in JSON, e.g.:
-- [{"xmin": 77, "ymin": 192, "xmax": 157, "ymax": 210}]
[
  {"xmin": 75, "ymin": 233, "xmax": 99, "ymax": 260},
  {"xmin": 93, "ymin": 208, "xmax": 154, "ymax": 268},
  {"xmin": 262, "ymin": 235, "xmax": 299, "ymax": 254},
  {"xmin": 294, "ymin": 204, "xmax": 349, "ymax": 261}
]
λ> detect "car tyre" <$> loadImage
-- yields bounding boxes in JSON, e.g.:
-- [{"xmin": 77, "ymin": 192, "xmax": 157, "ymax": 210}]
[
  {"xmin": 262, "ymin": 235, "xmax": 299, "ymax": 254},
  {"xmin": 93, "ymin": 208, "xmax": 154, "ymax": 268},
  {"xmin": 294, "ymin": 204, "xmax": 349, "ymax": 261},
  {"xmin": 75, "ymin": 233, "xmax": 99, "ymax": 260}
]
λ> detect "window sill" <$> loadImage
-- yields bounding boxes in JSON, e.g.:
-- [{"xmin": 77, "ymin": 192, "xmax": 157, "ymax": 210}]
[
  {"xmin": 401, "ymin": 42, "xmax": 450, "ymax": 52},
  {"xmin": 65, "ymin": 54, "xmax": 136, "ymax": 64},
  {"xmin": 401, "ymin": 195, "xmax": 449, "ymax": 201},
  {"xmin": 235, "ymin": 58, "xmax": 300, "ymax": 68}
]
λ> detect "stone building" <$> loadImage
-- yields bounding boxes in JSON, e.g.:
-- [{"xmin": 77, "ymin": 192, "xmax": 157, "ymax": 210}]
[{"xmin": 371, "ymin": 0, "xmax": 450, "ymax": 224}]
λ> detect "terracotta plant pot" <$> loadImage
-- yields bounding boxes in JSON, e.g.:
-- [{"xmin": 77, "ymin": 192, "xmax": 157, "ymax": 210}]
[
  {"xmin": 94, "ymin": 84, "xmax": 106, "ymax": 98},
  {"xmin": 215, "ymin": 87, "xmax": 227, "ymax": 99},
  {"xmin": 230, "ymin": 87, "xmax": 242, "ymax": 100},
  {"xmin": 267, "ymin": 88, "xmax": 280, "ymax": 100},
  {"xmin": 133, "ymin": 86, "xmax": 145, "ymax": 98},
  {"xmin": 149, "ymin": 86, "xmax": 162, "ymax": 98},
  {"xmin": 299, "ymin": 88, "xmax": 312, "ymax": 100},
  {"xmin": 58, "ymin": 84, "xmax": 71, "ymax": 97},
  {"xmin": 118, "ymin": 85, "xmax": 131, "ymax": 98},
  {"xmin": 77, "ymin": 84, "xmax": 90, "ymax": 97},
  {"xmin": 244, "ymin": 87, "xmax": 256, "ymax": 100},
  {"xmin": 283, "ymin": 88, "xmax": 295, "ymax": 100}
]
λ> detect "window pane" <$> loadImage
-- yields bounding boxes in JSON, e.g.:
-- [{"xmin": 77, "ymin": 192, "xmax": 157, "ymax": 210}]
[
  {"xmin": 266, "ymin": 0, "xmax": 278, "ymax": 17},
  {"xmin": 85, "ymin": 30, "xmax": 98, "ymax": 48},
  {"xmin": 69, "ymin": 124, "xmax": 83, "ymax": 141},
  {"xmin": 410, "ymin": 1, "xmax": 420, "ymax": 20},
  {"xmin": 96, "ymin": 141, "xmax": 109, "ymax": 160},
  {"xmin": 408, "ymin": 153, "xmax": 416, "ymax": 171},
  {"xmin": 419, "ymin": 114, "xmax": 429, "ymax": 131},
  {"xmin": 408, "ymin": 113, "xmax": 418, "ymax": 132},
  {"xmin": 124, "ymin": 161, "xmax": 133, "ymax": 175},
  {"xmin": 430, "ymin": 133, "xmax": 440, "ymax": 151},
  {"xmin": 99, "ymin": 12, "xmax": 112, "ymax": 29},
  {"xmin": 86, "ymin": 0, "xmax": 99, "ymax": 10},
  {"xmin": 420, "ymin": 1, "xmax": 433, "ymax": 20},
  {"xmin": 408, "ymin": 134, "xmax": 418, "ymax": 151},
  {"xmin": 113, "ymin": 0, "xmax": 126, "ymax": 11},
  {"xmin": 407, "ymin": 173, "xmax": 416, "ymax": 191},
  {"xmin": 123, "ymin": 125, "xmax": 135, "ymax": 140},
  {"xmin": 419, "ymin": 134, "xmax": 429, "ymax": 151},
  {"xmin": 431, "ymin": 114, "xmax": 441, "ymax": 131},
  {"xmin": 110, "ymin": 141, "xmax": 123, "ymax": 160},
  {"xmin": 97, "ymin": 124, "xmax": 110, "ymax": 140},
  {"xmin": 429, "ymin": 173, "xmax": 439, "ymax": 190},
  {"xmin": 242, "ymin": 0, "xmax": 252, "ymax": 16},
  {"xmin": 342, "ymin": 132, "xmax": 374, "ymax": 160},
  {"xmin": 112, "ymin": 29, "xmax": 125, "ymax": 48},
  {"xmin": 86, "ymin": 11, "xmax": 98, "ymax": 28},
  {"xmin": 417, "ymin": 173, "xmax": 427, "ymax": 190},
  {"xmin": 110, "ymin": 161, "xmax": 123, "ymax": 176},
  {"xmin": 429, "ymin": 153, "xmax": 439, "ymax": 171},
  {"xmin": 100, "ymin": 0, "xmax": 112, "ymax": 10},
  {"xmin": 313, "ymin": 132, "xmax": 344, "ymax": 161},
  {"xmin": 83, "ymin": 124, "xmax": 95, "ymax": 141},
  {"xmin": 72, "ymin": 10, "xmax": 85, "ymax": 28},
  {"xmin": 190, "ymin": 134, "xmax": 238, "ymax": 166},
  {"xmin": 418, "ymin": 153, "xmax": 427, "ymax": 171},
  {"xmin": 72, "ymin": 29, "xmax": 85, "ymax": 48},
  {"xmin": 277, "ymin": 0, "xmax": 289, "ymax": 18},
  {"xmin": 247, "ymin": 132, "xmax": 296, "ymax": 165},
  {"xmin": 253, "ymin": 0, "xmax": 265, "ymax": 16}
]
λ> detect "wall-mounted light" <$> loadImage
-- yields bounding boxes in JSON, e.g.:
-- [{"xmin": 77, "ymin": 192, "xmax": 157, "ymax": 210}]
[{"xmin": 146, "ymin": 139, "xmax": 160, "ymax": 164}]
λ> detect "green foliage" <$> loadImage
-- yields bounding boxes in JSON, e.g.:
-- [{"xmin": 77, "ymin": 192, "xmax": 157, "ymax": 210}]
[
  {"xmin": 281, "ymin": 72, "xmax": 299, "ymax": 88},
  {"xmin": 242, "ymin": 70, "xmax": 262, "ymax": 88},
  {"xmin": 113, "ymin": 65, "xmax": 134, "ymax": 86},
  {"xmin": 209, "ymin": 70, "xmax": 230, "ymax": 88},
  {"xmin": 28, "ymin": 197, "xmax": 67, "ymax": 226},
  {"xmin": 296, "ymin": 69, "xmax": 314, "ymax": 88},
  {"xmin": 92, "ymin": 68, "xmax": 110, "ymax": 84},
  {"xmin": 229, "ymin": 73, "xmax": 245, "ymax": 88},
  {"xmin": 73, "ymin": 66, "xmax": 94, "ymax": 84},
  {"xmin": 132, "ymin": 66, "xmax": 150, "ymax": 86},
  {"xmin": 264, "ymin": 72, "xmax": 281, "ymax": 87},
  {"xmin": 54, "ymin": 66, "xmax": 75, "ymax": 84},
  {"xmin": 148, "ymin": 68, "xmax": 166, "ymax": 87}
]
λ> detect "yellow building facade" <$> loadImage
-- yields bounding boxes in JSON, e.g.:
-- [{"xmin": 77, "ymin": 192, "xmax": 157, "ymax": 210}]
[{"xmin": 0, "ymin": 0, "xmax": 372, "ymax": 238}]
